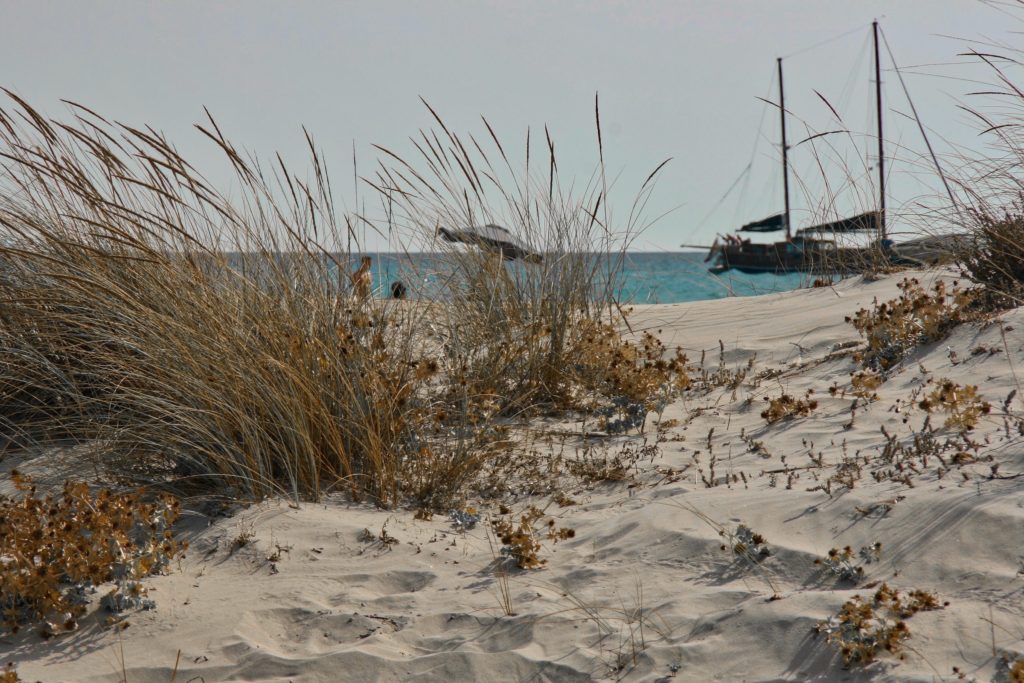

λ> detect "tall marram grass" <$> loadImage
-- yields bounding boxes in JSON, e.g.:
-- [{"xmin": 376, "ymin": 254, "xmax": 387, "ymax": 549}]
[
  {"xmin": 0, "ymin": 94, "xmax": 673, "ymax": 507},
  {"xmin": 0, "ymin": 95, "xmax": 453, "ymax": 505},
  {"xmin": 371, "ymin": 99, "xmax": 671, "ymax": 414},
  {"xmin": 950, "ymin": 45, "xmax": 1024, "ymax": 309}
]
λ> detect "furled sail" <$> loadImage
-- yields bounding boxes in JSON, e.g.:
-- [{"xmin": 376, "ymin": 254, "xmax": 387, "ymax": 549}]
[
  {"xmin": 796, "ymin": 210, "xmax": 882, "ymax": 237},
  {"xmin": 739, "ymin": 213, "xmax": 787, "ymax": 233}
]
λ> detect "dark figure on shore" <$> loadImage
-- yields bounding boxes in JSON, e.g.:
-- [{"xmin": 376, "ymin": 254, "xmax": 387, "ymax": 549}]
[
  {"xmin": 390, "ymin": 280, "xmax": 407, "ymax": 299},
  {"xmin": 351, "ymin": 256, "xmax": 372, "ymax": 298}
]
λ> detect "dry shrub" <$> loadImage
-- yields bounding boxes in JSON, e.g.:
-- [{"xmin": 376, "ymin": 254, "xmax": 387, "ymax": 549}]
[
  {"xmin": 1, "ymin": 665, "xmax": 22, "ymax": 683},
  {"xmin": 919, "ymin": 379, "xmax": 991, "ymax": 431},
  {"xmin": 999, "ymin": 657, "xmax": 1024, "ymax": 683},
  {"xmin": 847, "ymin": 278, "xmax": 979, "ymax": 370},
  {"xmin": 420, "ymin": 295, "xmax": 687, "ymax": 431},
  {"xmin": 490, "ymin": 505, "xmax": 575, "ymax": 569},
  {"xmin": 761, "ymin": 391, "xmax": 818, "ymax": 424},
  {"xmin": 576, "ymin": 322, "xmax": 689, "ymax": 432},
  {"xmin": 815, "ymin": 543, "xmax": 881, "ymax": 583},
  {"xmin": 850, "ymin": 370, "xmax": 883, "ymax": 400},
  {"xmin": 818, "ymin": 583, "xmax": 943, "ymax": 666},
  {"xmin": 0, "ymin": 472, "xmax": 185, "ymax": 636},
  {"xmin": 721, "ymin": 524, "xmax": 770, "ymax": 560},
  {"xmin": 576, "ymin": 322, "xmax": 690, "ymax": 401}
]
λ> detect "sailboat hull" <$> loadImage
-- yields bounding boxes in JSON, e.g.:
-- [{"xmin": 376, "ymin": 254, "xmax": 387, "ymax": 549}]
[{"xmin": 710, "ymin": 240, "xmax": 885, "ymax": 275}]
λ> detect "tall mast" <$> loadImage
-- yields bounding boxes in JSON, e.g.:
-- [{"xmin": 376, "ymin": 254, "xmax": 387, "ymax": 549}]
[
  {"xmin": 778, "ymin": 57, "xmax": 791, "ymax": 241},
  {"xmin": 873, "ymin": 20, "xmax": 886, "ymax": 240}
]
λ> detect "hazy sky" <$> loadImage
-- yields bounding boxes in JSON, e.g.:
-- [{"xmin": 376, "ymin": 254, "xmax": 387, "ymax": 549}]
[{"xmin": 0, "ymin": 1, "xmax": 1018, "ymax": 250}]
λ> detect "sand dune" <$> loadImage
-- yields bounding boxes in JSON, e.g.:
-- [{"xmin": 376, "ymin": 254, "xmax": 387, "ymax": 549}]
[{"xmin": 6, "ymin": 270, "xmax": 1024, "ymax": 682}]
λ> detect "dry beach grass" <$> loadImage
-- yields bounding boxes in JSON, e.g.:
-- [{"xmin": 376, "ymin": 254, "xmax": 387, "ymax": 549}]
[{"xmin": 0, "ymin": 93, "xmax": 680, "ymax": 512}]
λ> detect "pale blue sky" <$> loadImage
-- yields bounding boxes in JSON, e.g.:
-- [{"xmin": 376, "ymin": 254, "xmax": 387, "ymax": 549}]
[{"xmin": 0, "ymin": 1, "xmax": 1017, "ymax": 250}]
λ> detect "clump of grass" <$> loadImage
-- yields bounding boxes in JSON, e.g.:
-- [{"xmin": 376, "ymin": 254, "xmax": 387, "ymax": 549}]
[
  {"xmin": 952, "ymin": 43, "xmax": 1024, "ymax": 312},
  {"xmin": 761, "ymin": 391, "xmax": 818, "ymax": 424},
  {"xmin": 958, "ymin": 211, "xmax": 1024, "ymax": 310},
  {"xmin": 0, "ymin": 95, "xmax": 459, "ymax": 507},
  {"xmin": 231, "ymin": 523, "xmax": 256, "ymax": 550},
  {"xmin": 565, "ymin": 438, "xmax": 660, "ymax": 485},
  {"xmin": 0, "ymin": 471, "xmax": 185, "ymax": 637},
  {"xmin": 919, "ymin": 379, "xmax": 991, "ymax": 431},
  {"xmin": 0, "ymin": 98, "xmax": 556, "ymax": 510},
  {"xmin": 818, "ymin": 583, "xmax": 943, "ymax": 666},
  {"xmin": 371, "ymin": 99, "xmax": 675, "ymax": 420},
  {"xmin": 847, "ymin": 278, "xmax": 979, "ymax": 371},
  {"xmin": 557, "ymin": 579, "xmax": 673, "ymax": 678}
]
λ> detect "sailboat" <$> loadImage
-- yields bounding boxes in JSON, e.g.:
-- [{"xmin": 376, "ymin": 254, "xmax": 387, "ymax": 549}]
[{"xmin": 696, "ymin": 22, "xmax": 914, "ymax": 275}]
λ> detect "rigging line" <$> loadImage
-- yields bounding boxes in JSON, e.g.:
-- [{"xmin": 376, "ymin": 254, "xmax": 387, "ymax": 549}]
[
  {"xmin": 733, "ymin": 64, "xmax": 780, "ymax": 224},
  {"xmin": 692, "ymin": 162, "xmax": 752, "ymax": 232},
  {"xmin": 781, "ymin": 24, "xmax": 866, "ymax": 60},
  {"xmin": 750, "ymin": 63, "xmax": 778, "ymax": 162},
  {"xmin": 879, "ymin": 26, "xmax": 963, "ymax": 221},
  {"xmin": 827, "ymin": 29, "xmax": 871, "ymax": 117},
  {"xmin": 693, "ymin": 64, "xmax": 777, "ymax": 233}
]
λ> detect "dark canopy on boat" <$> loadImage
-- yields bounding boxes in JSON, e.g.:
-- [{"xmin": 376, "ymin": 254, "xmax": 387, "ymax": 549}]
[
  {"xmin": 797, "ymin": 210, "xmax": 882, "ymax": 237},
  {"xmin": 437, "ymin": 223, "xmax": 542, "ymax": 263},
  {"xmin": 739, "ymin": 213, "xmax": 787, "ymax": 233}
]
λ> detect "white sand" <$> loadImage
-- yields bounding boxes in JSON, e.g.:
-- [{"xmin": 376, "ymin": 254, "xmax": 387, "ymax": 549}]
[{"xmin": 6, "ymin": 270, "xmax": 1024, "ymax": 682}]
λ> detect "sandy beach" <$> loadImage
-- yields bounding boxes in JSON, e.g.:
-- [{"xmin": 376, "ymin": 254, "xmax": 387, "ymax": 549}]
[
  {"xmin": 4, "ymin": 268, "xmax": 1022, "ymax": 682},
  {"xmin": 2, "ymin": 2, "xmax": 1022, "ymax": 680}
]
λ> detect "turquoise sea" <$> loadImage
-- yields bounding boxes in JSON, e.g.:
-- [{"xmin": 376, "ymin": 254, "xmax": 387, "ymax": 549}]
[{"xmin": 362, "ymin": 251, "xmax": 806, "ymax": 305}]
